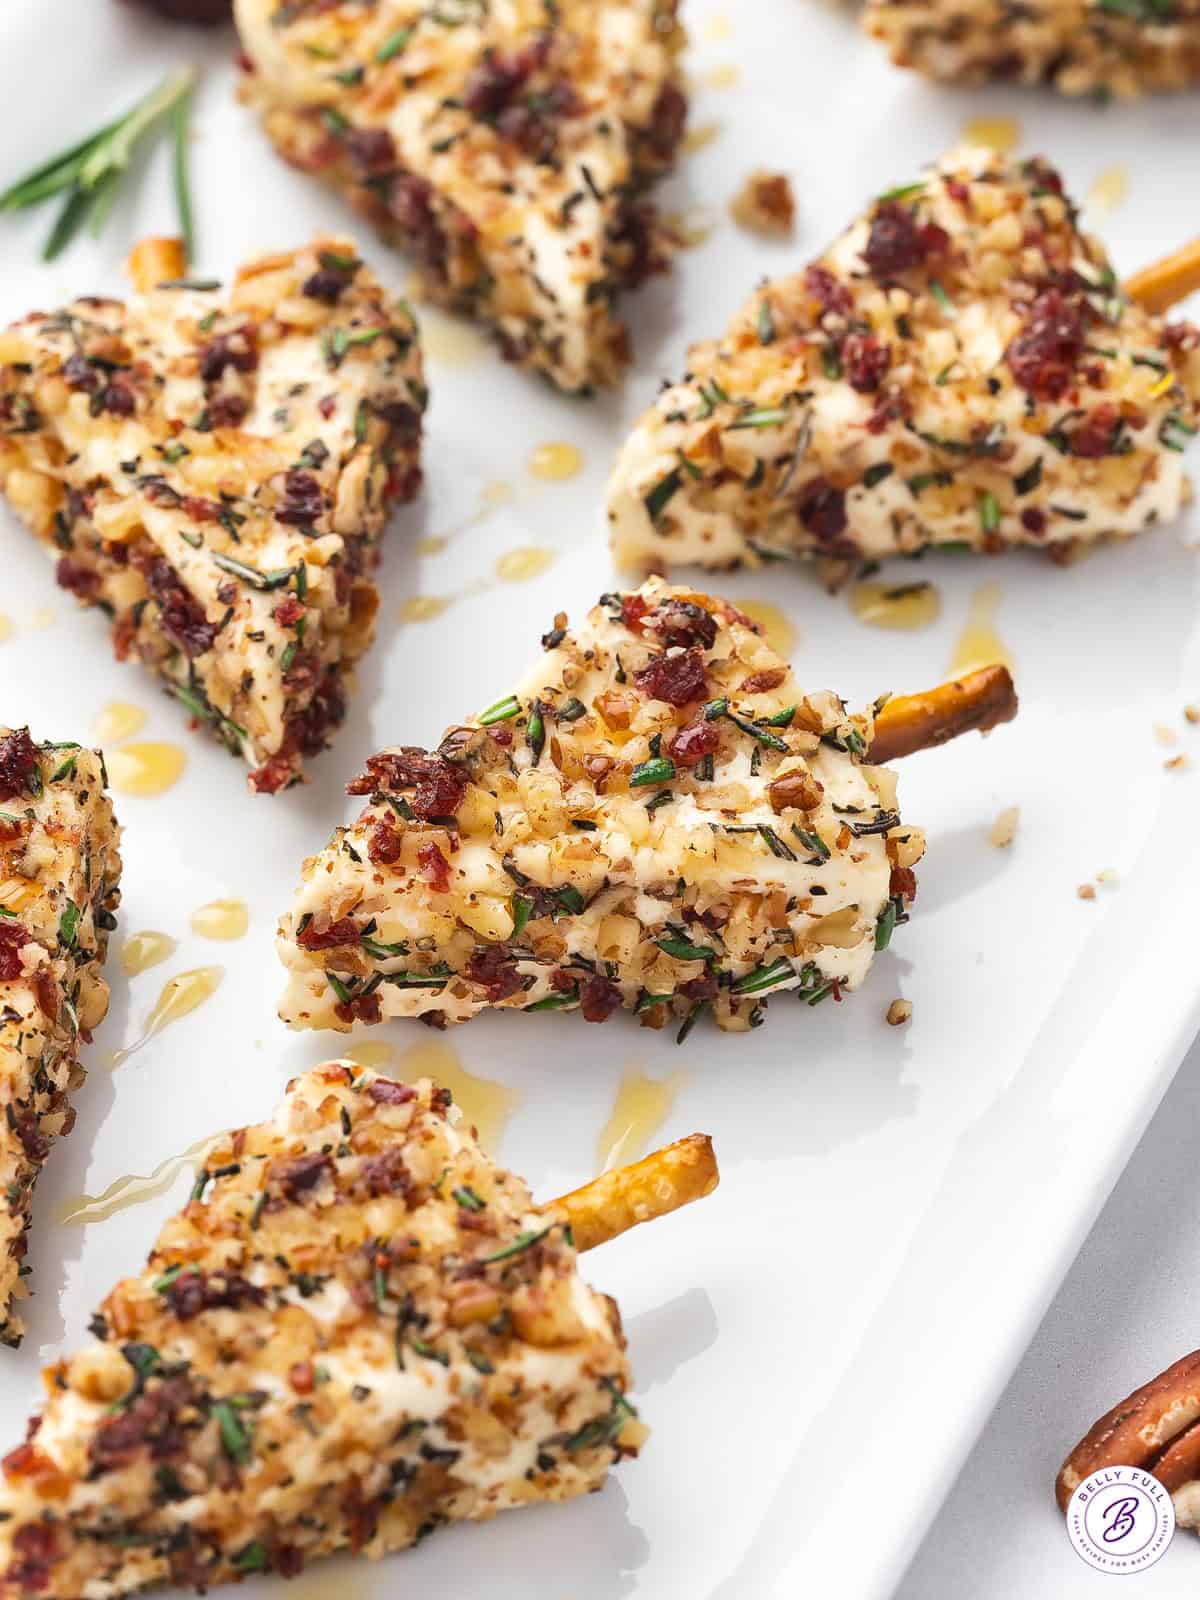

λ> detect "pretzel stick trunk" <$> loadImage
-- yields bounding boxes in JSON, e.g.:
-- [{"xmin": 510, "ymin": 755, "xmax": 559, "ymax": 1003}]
[
  {"xmin": 868, "ymin": 665, "xmax": 1018, "ymax": 764},
  {"xmin": 1057, "ymin": 1348, "xmax": 1200, "ymax": 1512},
  {"xmin": 1125, "ymin": 239, "xmax": 1200, "ymax": 317},
  {"xmin": 547, "ymin": 1133, "xmax": 719, "ymax": 1252}
]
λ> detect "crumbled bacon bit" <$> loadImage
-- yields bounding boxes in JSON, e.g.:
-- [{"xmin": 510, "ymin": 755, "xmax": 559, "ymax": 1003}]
[
  {"xmin": 274, "ymin": 1153, "xmax": 331, "ymax": 1200},
  {"xmin": 889, "ymin": 865, "xmax": 917, "ymax": 900},
  {"xmin": 620, "ymin": 592, "xmax": 651, "ymax": 632},
  {"xmin": 161, "ymin": 1268, "xmax": 265, "ymax": 1321},
  {"xmin": 296, "ymin": 916, "xmax": 359, "ymax": 951},
  {"xmin": 335, "ymin": 991, "xmax": 383, "ymax": 1025},
  {"xmin": 418, "ymin": 842, "xmax": 451, "ymax": 892},
  {"xmin": 580, "ymin": 974, "xmax": 623, "ymax": 1022},
  {"xmin": 666, "ymin": 719, "xmax": 721, "ymax": 766},
  {"xmin": 0, "ymin": 729, "xmax": 39, "ymax": 803},
  {"xmin": 1006, "ymin": 289, "xmax": 1085, "ymax": 400},
  {"xmin": 4, "ymin": 1518, "xmax": 56, "ymax": 1591},
  {"xmin": 54, "ymin": 555, "xmax": 100, "ymax": 601},
  {"xmin": 274, "ymin": 596, "xmax": 305, "ymax": 627},
  {"xmin": 1068, "ymin": 403, "xmax": 1120, "ymax": 458},
  {"xmin": 863, "ymin": 203, "xmax": 948, "ymax": 277},
  {"xmin": 367, "ymin": 1079, "xmax": 417, "ymax": 1105},
  {"xmin": 634, "ymin": 648, "xmax": 707, "ymax": 706},
  {"xmin": 367, "ymin": 816, "xmax": 403, "ymax": 865}
]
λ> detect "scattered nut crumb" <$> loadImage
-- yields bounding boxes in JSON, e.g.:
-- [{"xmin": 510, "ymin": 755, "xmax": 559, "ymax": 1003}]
[
  {"xmin": 730, "ymin": 169, "xmax": 795, "ymax": 236},
  {"xmin": 1165, "ymin": 754, "xmax": 1190, "ymax": 772},
  {"xmin": 1154, "ymin": 722, "xmax": 1178, "ymax": 746},
  {"xmin": 1185, "ymin": 705, "xmax": 1200, "ymax": 725},
  {"xmin": 1096, "ymin": 868, "xmax": 1120, "ymax": 886},
  {"xmin": 989, "ymin": 805, "xmax": 1020, "ymax": 848},
  {"xmin": 1077, "ymin": 884, "xmax": 1096, "ymax": 900},
  {"xmin": 886, "ymin": 998, "xmax": 912, "ymax": 1026}
]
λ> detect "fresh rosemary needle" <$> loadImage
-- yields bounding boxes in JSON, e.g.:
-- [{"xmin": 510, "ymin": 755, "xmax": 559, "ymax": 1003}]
[{"xmin": 0, "ymin": 66, "xmax": 197, "ymax": 263}]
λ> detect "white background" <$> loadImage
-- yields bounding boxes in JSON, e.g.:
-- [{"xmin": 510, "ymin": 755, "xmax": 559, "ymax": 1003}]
[{"xmin": 2, "ymin": 3, "xmax": 1200, "ymax": 1598}]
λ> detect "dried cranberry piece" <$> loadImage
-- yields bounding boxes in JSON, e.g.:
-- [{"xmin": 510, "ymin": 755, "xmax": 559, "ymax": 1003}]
[
  {"xmin": 863, "ymin": 202, "xmax": 948, "ymax": 278},
  {"xmin": 198, "ymin": 329, "xmax": 257, "ymax": 384},
  {"xmin": 797, "ymin": 477, "xmax": 848, "ymax": 542},
  {"xmin": 375, "ymin": 399, "xmax": 421, "ymax": 444},
  {"xmin": 208, "ymin": 392, "xmax": 248, "ymax": 428},
  {"xmin": 147, "ymin": 559, "xmax": 216, "ymax": 658},
  {"xmin": 335, "ymin": 991, "xmax": 382, "ymax": 1026},
  {"xmin": 61, "ymin": 354, "xmax": 99, "ymax": 393},
  {"xmin": 274, "ymin": 1153, "xmax": 331, "ymax": 1199},
  {"xmin": 465, "ymin": 944, "xmax": 524, "ymax": 1002},
  {"xmin": 359, "ymin": 1147, "xmax": 412, "ymax": 1199},
  {"xmin": 1021, "ymin": 508, "xmax": 1046, "ymax": 535},
  {"xmin": 367, "ymin": 1079, "xmax": 416, "ymax": 1106},
  {"xmin": 580, "ymin": 974, "xmax": 622, "ymax": 1022},
  {"xmin": 620, "ymin": 593, "xmax": 651, "ymax": 632},
  {"xmin": 0, "ymin": 730, "xmax": 39, "ymax": 804},
  {"xmin": 124, "ymin": 0, "xmax": 232, "ymax": 21},
  {"xmin": 805, "ymin": 265, "xmax": 853, "ymax": 316},
  {"xmin": 274, "ymin": 596, "xmax": 304, "ymax": 627},
  {"xmin": 1068, "ymin": 403, "xmax": 1120, "ymax": 458},
  {"xmin": 55, "ymin": 555, "xmax": 100, "ymax": 601},
  {"xmin": 102, "ymin": 384, "xmax": 136, "ymax": 416},
  {"xmin": 1005, "ymin": 289, "xmax": 1084, "ymax": 400},
  {"xmin": 679, "ymin": 973, "xmax": 718, "ymax": 1002},
  {"xmin": 348, "ymin": 748, "xmax": 467, "ymax": 819},
  {"xmin": 388, "ymin": 173, "xmax": 446, "ymax": 275},
  {"xmin": 634, "ymin": 649, "xmax": 708, "ymax": 707},
  {"xmin": 345, "ymin": 127, "xmax": 395, "ymax": 174},
  {"xmin": 890, "ymin": 865, "xmax": 918, "ymax": 900},
  {"xmin": 647, "ymin": 599, "xmax": 717, "ymax": 650},
  {"xmin": 5, "ymin": 1520, "xmax": 57, "ymax": 1591},
  {"xmin": 276, "ymin": 470, "xmax": 324, "ymax": 527},
  {"xmin": 296, "ymin": 917, "xmax": 359, "ymax": 951},
  {"xmin": 842, "ymin": 333, "xmax": 891, "ymax": 394},
  {"xmin": 289, "ymin": 668, "xmax": 347, "ymax": 759},
  {"xmin": 667, "ymin": 719, "xmax": 721, "ymax": 767},
  {"xmin": 464, "ymin": 52, "xmax": 528, "ymax": 118},
  {"xmin": 645, "ymin": 81, "xmax": 688, "ymax": 163},
  {"xmin": 161, "ymin": 1269, "xmax": 265, "ymax": 1321},
  {"xmin": 302, "ymin": 269, "xmax": 349, "ymax": 305}
]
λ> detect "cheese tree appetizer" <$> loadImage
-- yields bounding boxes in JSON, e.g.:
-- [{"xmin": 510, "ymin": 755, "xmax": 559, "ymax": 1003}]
[
  {"xmin": 234, "ymin": 0, "xmax": 687, "ymax": 393},
  {"xmin": 277, "ymin": 579, "xmax": 1015, "ymax": 1039},
  {"xmin": 0, "ymin": 1061, "xmax": 717, "ymax": 1596},
  {"xmin": 0, "ymin": 236, "xmax": 426, "ymax": 795},
  {"xmin": 863, "ymin": 0, "xmax": 1200, "ymax": 98},
  {"xmin": 1058, "ymin": 1347, "xmax": 1200, "ymax": 1530},
  {"xmin": 608, "ymin": 145, "xmax": 1200, "ymax": 573},
  {"xmin": 0, "ymin": 729, "xmax": 122, "ymax": 1348}
]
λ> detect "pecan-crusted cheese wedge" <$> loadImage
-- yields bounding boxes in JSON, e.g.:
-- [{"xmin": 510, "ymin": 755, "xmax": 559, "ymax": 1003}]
[
  {"xmin": 277, "ymin": 578, "xmax": 925, "ymax": 1036},
  {"xmin": 0, "ymin": 729, "xmax": 121, "ymax": 1349},
  {"xmin": 0, "ymin": 239, "xmax": 426, "ymax": 794},
  {"xmin": 0, "ymin": 1064, "xmax": 636, "ymax": 1597},
  {"xmin": 608, "ymin": 145, "xmax": 1200, "ymax": 573},
  {"xmin": 234, "ymin": 0, "xmax": 687, "ymax": 393},
  {"xmin": 1057, "ymin": 1349, "xmax": 1200, "ymax": 1528},
  {"xmin": 863, "ymin": 0, "xmax": 1200, "ymax": 98}
]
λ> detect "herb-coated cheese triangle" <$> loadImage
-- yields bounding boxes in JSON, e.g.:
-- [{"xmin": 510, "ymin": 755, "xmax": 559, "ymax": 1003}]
[
  {"xmin": 277, "ymin": 579, "xmax": 926, "ymax": 1038},
  {"xmin": 234, "ymin": 0, "xmax": 687, "ymax": 394},
  {"xmin": 0, "ymin": 730, "xmax": 121, "ymax": 1349},
  {"xmin": 608, "ymin": 146, "xmax": 1200, "ymax": 572},
  {"xmin": 863, "ymin": 0, "xmax": 1200, "ymax": 97},
  {"xmin": 0, "ymin": 1064, "xmax": 643, "ymax": 1596},
  {"xmin": 0, "ymin": 237, "xmax": 426, "ymax": 794}
]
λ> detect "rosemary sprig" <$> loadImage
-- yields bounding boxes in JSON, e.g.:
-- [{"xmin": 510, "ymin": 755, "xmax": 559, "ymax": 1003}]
[{"xmin": 0, "ymin": 68, "xmax": 197, "ymax": 263}]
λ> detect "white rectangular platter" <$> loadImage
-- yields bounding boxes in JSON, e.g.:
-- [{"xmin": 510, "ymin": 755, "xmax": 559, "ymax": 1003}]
[{"xmin": 2, "ymin": 2, "xmax": 1200, "ymax": 1596}]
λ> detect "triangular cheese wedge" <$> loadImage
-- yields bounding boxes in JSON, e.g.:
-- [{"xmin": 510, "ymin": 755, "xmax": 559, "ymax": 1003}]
[
  {"xmin": 278, "ymin": 578, "xmax": 924, "ymax": 1037},
  {"xmin": 0, "ymin": 1064, "xmax": 633, "ymax": 1595},
  {"xmin": 0, "ymin": 237, "xmax": 425, "ymax": 794},
  {"xmin": 608, "ymin": 145, "xmax": 1200, "ymax": 571},
  {"xmin": 0, "ymin": 729, "xmax": 121, "ymax": 1347},
  {"xmin": 863, "ymin": 0, "xmax": 1200, "ymax": 98},
  {"xmin": 235, "ymin": 0, "xmax": 687, "ymax": 393}
]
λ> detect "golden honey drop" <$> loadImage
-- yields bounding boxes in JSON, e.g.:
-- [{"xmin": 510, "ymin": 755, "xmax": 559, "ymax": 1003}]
[
  {"xmin": 120, "ymin": 930, "xmax": 177, "ymax": 978},
  {"xmin": 190, "ymin": 898, "xmax": 249, "ymax": 941},
  {"xmin": 963, "ymin": 116, "xmax": 1020, "ymax": 153},
  {"xmin": 106, "ymin": 742, "xmax": 186, "ymax": 796},
  {"xmin": 483, "ymin": 480, "xmax": 515, "ymax": 505},
  {"xmin": 111, "ymin": 966, "xmax": 225, "ymax": 1067},
  {"xmin": 399, "ymin": 595, "xmax": 452, "ymax": 624},
  {"xmin": 416, "ymin": 535, "xmax": 448, "ymax": 557},
  {"xmin": 94, "ymin": 701, "xmax": 147, "ymax": 746},
  {"xmin": 528, "ymin": 441, "xmax": 583, "ymax": 482},
  {"xmin": 420, "ymin": 313, "xmax": 488, "ymax": 368},
  {"xmin": 850, "ymin": 580, "xmax": 941, "ymax": 632},
  {"xmin": 0, "ymin": 615, "xmax": 12, "ymax": 643},
  {"xmin": 28, "ymin": 607, "xmax": 55, "ymax": 630},
  {"xmin": 703, "ymin": 63, "xmax": 740, "ymax": 88},
  {"xmin": 344, "ymin": 1041, "xmax": 397, "ymax": 1070},
  {"xmin": 396, "ymin": 1039, "xmax": 518, "ymax": 1153},
  {"xmin": 495, "ymin": 546, "xmax": 557, "ymax": 583},
  {"xmin": 58, "ymin": 1139, "xmax": 210, "ymax": 1226},
  {"xmin": 596, "ymin": 1068, "xmax": 686, "ymax": 1172},
  {"xmin": 684, "ymin": 121, "xmax": 721, "ymax": 154},
  {"xmin": 702, "ymin": 13, "xmax": 733, "ymax": 40},
  {"xmin": 736, "ymin": 598, "xmax": 797, "ymax": 657},
  {"xmin": 1088, "ymin": 165, "xmax": 1129, "ymax": 216},
  {"xmin": 949, "ymin": 582, "xmax": 1014, "ymax": 675}
]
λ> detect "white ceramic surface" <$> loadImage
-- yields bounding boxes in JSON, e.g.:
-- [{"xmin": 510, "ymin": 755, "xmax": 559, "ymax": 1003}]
[{"xmin": 1, "ymin": 4, "xmax": 1199, "ymax": 1597}]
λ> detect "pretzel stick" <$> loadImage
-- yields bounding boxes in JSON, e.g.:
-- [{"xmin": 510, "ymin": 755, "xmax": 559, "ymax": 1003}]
[
  {"xmin": 1057, "ymin": 1348, "xmax": 1200, "ymax": 1511},
  {"xmin": 547, "ymin": 1133, "xmax": 719, "ymax": 1252},
  {"xmin": 1125, "ymin": 239, "xmax": 1200, "ymax": 317},
  {"xmin": 869, "ymin": 665, "xmax": 1018, "ymax": 764}
]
